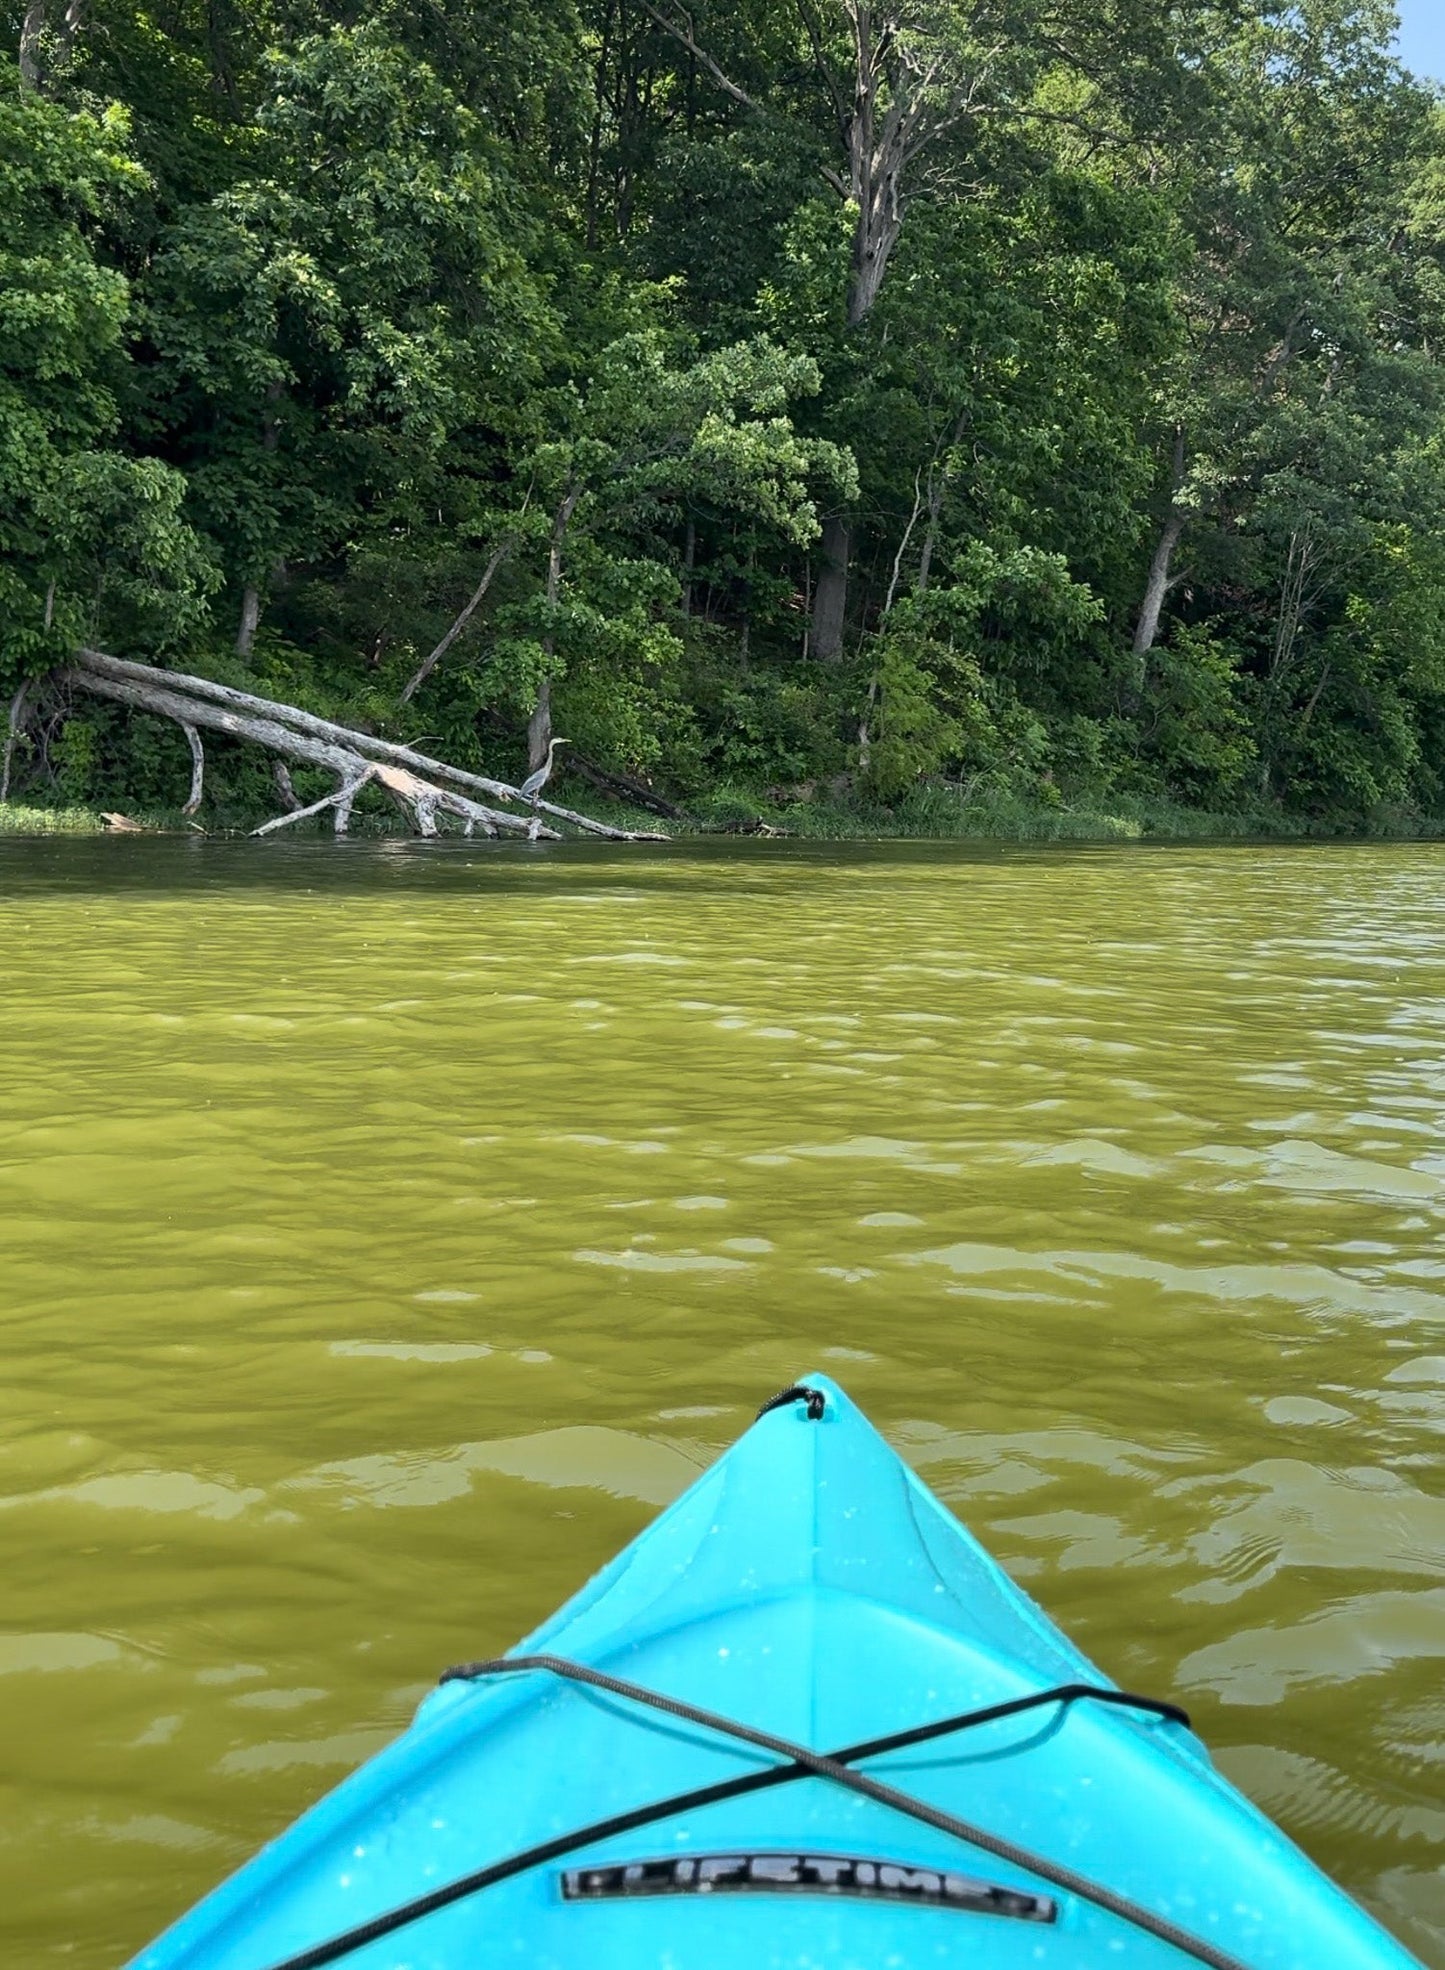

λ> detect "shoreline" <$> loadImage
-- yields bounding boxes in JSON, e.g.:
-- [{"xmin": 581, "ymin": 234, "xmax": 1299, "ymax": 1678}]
[{"xmin": 5, "ymin": 794, "xmax": 1445, "ymax": 845}]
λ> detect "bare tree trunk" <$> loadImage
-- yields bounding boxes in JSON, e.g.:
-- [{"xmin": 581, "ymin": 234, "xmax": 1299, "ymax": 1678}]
[
  {"xmin": 530, "ymin": 486, "xmax": 580, "ymax": 771},
  {"xmin": 884, "ymin": 469, "xmax": 925, "ymax": 618},
  {"xmin": 807, "ymin": 13, "xmax": 904, "ymax": 663},
  {"xmin": 860, "ymin": 469, "xmax": 926, "ymax": 765},
  {"xmin": 1132, "ymin": 427, "xmax": 1189, "ymax": 662},
  {"xmin": 235, "ymin": 584, "xmax": 262, "ymax": 659},
  {"xmin": 252, "ymin": 771, "xmax": 371, "ymax": 838},
  {"xmin": 857, "ymin": 676, "xmax": 879, "ymax": 772},
  {"xmin": 916, "ymin": 476, "xmax": 944, "ymax": 597},
  {"xmin": 1270, "ymin": 529, "xmax": 1316, "ymax": 683},
  {"xmin": 1132, "ymin": 509, "xmax": 1186, "ymax": 661},
  {"xmin": 803, "ymin": 203, "xmax": 897, "ymax": 656},
  {"xmin": 69, "ymin": 669, "xmax": 527, "ymax": 839},
  {"xmin": 19, "ymin": 0, "xmax": 47, "ymax": 87}
]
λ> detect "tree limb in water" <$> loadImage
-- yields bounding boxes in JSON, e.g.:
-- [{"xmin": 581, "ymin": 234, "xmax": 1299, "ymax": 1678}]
[{"xmin": 65, "ymin": 649, "xmax": 666, "ymax": 839}]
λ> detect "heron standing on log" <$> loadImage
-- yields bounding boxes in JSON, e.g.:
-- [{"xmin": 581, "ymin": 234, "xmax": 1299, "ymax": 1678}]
[{"xmin": 521, "ymin": 737, "xmax": 567, "ymax": 838}]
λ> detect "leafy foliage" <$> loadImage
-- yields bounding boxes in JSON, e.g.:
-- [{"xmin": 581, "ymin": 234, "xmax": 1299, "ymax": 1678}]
[{"xmin": 3, "ymin": 0, "xmax": 1445, "ymax": 827}]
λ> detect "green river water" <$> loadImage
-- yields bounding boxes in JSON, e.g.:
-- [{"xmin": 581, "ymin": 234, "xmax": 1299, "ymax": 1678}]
[{"xmin": 0, "ymin": 837, "xmax": 1441, "ymax": 1967}]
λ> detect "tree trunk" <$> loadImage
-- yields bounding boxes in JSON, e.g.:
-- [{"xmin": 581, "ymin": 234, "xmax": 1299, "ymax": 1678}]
[
  {"xmin": 803, "ymin": 202, "xmax": 900, "ymax": 657},
  {"xmin": 566, "ymin": 749, "xmax": 683, "ymax": 819},
  {"xmin": 19, "ymin": 0, "xmax": 47, "ymax": 87},
  {"xmin": 916, "ymin": 467, "xmax": 948, "ymax": 598},
  {"xmin": 235, "ymin": 381, "xmax": 283, "ymax": 659},
  {"xmin": 1132, "ymin": 427, "xmax": 1189, "ymax": 662},
  {"xmin": 681, "ymin": 517, "xmax": 695, "ymax": 619},
  {"xmin": 235, "ymin": 584, "xmax": 262, "ymax": 659},
  {"xmin": 1132, "ymin": 509, "xmax": 1186, "ymax": 661},
  {"xmin": 527, "ymin": 678, "xmax": 552, "ymax": 775},
  {"xmin": 811, "ymin": 514, "xmax": 851, "ymax": 664},
  {"xmin": 56, "ymin": 0, "xmax": 82, "ymax": 62},
  {"xmin": 643, "ymin": 0, "xmax": 977, "ymax": 672}
]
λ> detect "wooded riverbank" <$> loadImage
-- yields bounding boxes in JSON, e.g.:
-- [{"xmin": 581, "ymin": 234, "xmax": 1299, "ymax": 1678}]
[{"xmin": 6, "ymin": 1, "xmax": 1445, "ymax": 835}]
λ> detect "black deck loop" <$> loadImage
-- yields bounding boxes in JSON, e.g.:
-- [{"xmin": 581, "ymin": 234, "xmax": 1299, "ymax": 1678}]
[{"xmin": 756, "ymin": 1382, "xmax": 826, "ymax": 1421}]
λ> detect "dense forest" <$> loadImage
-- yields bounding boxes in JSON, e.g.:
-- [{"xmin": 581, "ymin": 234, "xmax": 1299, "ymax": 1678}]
[{"xmin": 3, "ymin": 0, "xmax": 1445, "ymax": 832}]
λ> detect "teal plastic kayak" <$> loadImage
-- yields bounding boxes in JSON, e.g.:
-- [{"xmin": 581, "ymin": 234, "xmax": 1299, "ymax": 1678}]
[{"xmin": 129, "ymin": 1377, "xmax": 1421, "ymax": 1970}]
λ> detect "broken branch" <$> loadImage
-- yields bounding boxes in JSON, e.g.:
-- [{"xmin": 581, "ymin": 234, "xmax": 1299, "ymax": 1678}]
[
  {"xmin": 180, "ymin": 722, "xmax": 204, "ymax": 815},
  {"xmin": 399, "ymin": 535, "xmax": 517, "ymax": 705}
]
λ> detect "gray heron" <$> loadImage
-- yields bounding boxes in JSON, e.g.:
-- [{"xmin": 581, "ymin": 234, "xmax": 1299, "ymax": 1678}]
[{"xmin": 520, "ymin": 737, "xmax": 568, "ymax": 807}]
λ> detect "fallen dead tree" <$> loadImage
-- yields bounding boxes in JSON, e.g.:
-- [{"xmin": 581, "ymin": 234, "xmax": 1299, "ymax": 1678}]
[{"xmin": 25, "ymin": 649, "xmax": 667, "ymax": 841}]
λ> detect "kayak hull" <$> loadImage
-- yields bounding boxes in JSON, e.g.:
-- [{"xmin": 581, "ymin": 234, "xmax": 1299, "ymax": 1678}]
[{"xmin": 128, "ymin": 1378, "xmax": 1422, "ymax": 1969}]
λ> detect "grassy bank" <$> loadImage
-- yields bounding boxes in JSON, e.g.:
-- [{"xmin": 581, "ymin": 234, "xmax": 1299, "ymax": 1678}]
[
  {"xmin": 684, "ymin": 784, "xmax": 1445, "ymax": 842},
  {"xmin": 4, "ymin": 789, "xmax": 1444, "ymax": 844},
  {"xmin": 0, "ymin": 803, "xmax": 106, "ymax": 835}
]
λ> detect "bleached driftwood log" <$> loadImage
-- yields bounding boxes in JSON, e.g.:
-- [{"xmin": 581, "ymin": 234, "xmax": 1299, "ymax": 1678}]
[{"xmin": 53, "ymin": 649, "xmax": 667, "ymax": 841}]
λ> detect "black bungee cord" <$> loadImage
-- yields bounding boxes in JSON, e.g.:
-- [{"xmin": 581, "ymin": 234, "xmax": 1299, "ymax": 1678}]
[{"xmin": 256, "ymin": 1656, "xmax": 1245, "ymax": 1970}]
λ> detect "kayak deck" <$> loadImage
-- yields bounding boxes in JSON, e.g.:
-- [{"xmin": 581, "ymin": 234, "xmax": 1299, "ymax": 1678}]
[{"xmin": 129, "ymin": 1377, "xmax": 1421, "ymax": 1970}]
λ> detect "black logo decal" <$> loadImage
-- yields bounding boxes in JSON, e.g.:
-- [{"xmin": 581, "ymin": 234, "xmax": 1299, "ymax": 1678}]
[{"xmin": 560, "ymin": 1852, "xmax": 1055, "ymax": 1922}]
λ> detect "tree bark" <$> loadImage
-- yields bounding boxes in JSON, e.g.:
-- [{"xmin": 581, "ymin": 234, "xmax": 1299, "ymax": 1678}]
[
  {"xmin": 527, "ymin": 679, "xmax": 552, "ymax": 776},
  {"xmin": 1132, "ymin": 508, "xmax": 1186, "ymax": 661},
  {"xmin": 180, "ymin": 723, "xmax": 204, "ymax": 815},
  {"xmin": 565, "ymin": 749, "xmax": 683, "ymax": 819},
  {"xmin": 1132, "ymin": 426, "xmax": 1188, "ymax": 661},
  {"xmin": 251, "ymin": 776, "xmax": 368, "ymax": 837},
  {"xmin": 272, "ymin": 759, "xmax": 302, "ymax": 811},
  {"xmin": 811, "ymin": 513, "xmax": 852, "ymax": 663},
  {"xmin": 235, "ymin": 584, "xmax": 262, "ymax": 659},
  {"xmin": 19, "ymin": 0, "xmax": 47, "ymax": 87},
  {"xmin": 56, "ymin": 0, "xmax": 83, "ymax": 63}
]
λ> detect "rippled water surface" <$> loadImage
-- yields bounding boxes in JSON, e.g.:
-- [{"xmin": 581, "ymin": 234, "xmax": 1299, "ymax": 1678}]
[{"xmin": 0, "ymin": 836, "xmax": 1442, "ymax": 1966}]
